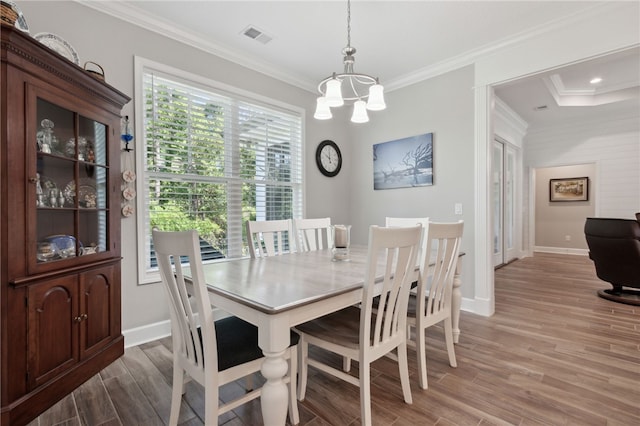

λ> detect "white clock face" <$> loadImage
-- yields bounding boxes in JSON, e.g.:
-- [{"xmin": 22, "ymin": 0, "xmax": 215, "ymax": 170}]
[
  {"xmin": 321, "ymin": 145, "xmax": 339, "ymax": 172},
  {"xmin": 316, "ymin": 140, "xmax": 342, "ymax": 177}
]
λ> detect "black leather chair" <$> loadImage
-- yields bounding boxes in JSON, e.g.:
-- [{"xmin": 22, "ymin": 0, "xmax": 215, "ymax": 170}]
[{"xmin": 584, "ymin": 217, "xmax": 640, "ymax": 305}]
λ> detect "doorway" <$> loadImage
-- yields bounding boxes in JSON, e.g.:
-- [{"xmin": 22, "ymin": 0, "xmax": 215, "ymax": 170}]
[{"xmin": 493, "ymin": 138, "xmax": 518, "ymax": 267}]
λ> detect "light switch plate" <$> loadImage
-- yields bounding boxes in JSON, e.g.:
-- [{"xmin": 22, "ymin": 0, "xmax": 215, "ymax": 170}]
[{"xmin": 455, "ymin": 203, "xmax": 463, "ymax": 215}]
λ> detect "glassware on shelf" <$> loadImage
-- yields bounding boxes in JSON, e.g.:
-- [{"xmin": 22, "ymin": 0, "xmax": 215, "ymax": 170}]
[
  {"xmin": 58, "ymin": 190, "xmax": 66, "ymax": 207},
  {"xmin": 39, "ymin": 118, "xmax": 54, "ymax": 153},
  {"xmin": 49, "ymin": 188, "xmax": 58, "ymax": 208},
  {"xmin": 35, "ymin": 173, "xmax": 44, "ymax": 207},
  {"xmin": 65, "ymin": 136, "xmax": 88, "ymax": 159},
  {"xmin": 36, "ymin": 241, "xmax": 58, "ymax": 262}
]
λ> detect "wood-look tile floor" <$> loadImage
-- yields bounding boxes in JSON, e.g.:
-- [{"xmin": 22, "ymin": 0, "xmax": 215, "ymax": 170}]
[{"xmin": 28, "ymin": 253, "xmax": 640, "ymax": 425}]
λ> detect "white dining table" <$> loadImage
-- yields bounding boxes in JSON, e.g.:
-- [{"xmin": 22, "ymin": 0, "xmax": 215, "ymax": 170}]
[{"xmin": 184, "ymin": 246, "xmax": 464, "ymax": 426}]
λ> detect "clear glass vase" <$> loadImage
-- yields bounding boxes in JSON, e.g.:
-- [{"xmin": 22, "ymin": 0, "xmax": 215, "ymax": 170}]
[{"xmin": 331, "ymin": 224, "xmax": 351, "ymax": 261}]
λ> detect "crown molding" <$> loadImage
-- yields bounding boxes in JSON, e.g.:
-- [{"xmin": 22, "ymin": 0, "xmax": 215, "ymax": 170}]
[
  {"xmin": 386, "ymin": 2, "xmax": 619, "ymax": 91},
  {"xmin": 76, "ymin": 1, "xmax": 622, "ymax": 95},
  {"xmin": 544, "ymin": 74, "xmax": 639, "ymax": 107},
  {"xmin": 75, "ymin": 0, "xmax": 316, "ymax": 92}
]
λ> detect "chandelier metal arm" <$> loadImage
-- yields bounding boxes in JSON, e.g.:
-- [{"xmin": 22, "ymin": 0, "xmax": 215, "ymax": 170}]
[{"xmin": 317, "ymin": 72, "xmax": 378, "ymax": 102}]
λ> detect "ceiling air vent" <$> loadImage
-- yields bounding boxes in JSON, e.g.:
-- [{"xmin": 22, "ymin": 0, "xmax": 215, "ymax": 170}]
[
  {"xmin": 241, "ymin": 26, "xmax": 273, "ymax": 45},
  {"xmin": 533, "ymin": 105, "xmax": 548, "ymax": 111}
]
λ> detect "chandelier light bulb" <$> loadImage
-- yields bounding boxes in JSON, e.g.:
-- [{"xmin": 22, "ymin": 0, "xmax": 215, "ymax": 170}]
[
  {"xmin": 351, "ymin": 100, "xmax": 369, "ymax": 123},
  {"xmin": 366, "ymin": 83, "xmax": 386, "ymax": 111},
  {"xmin": 325, "ymin": 78, "xmax": 344, "ymax": 107},
  {"xmin": 314, "ymin": 97, "xmax": 333, "ymax": 120}
]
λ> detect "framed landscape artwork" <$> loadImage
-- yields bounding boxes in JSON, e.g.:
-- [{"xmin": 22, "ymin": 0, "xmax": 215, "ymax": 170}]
[
  {"xmin": 373, "ymin": 133, "xmax": 433, "ymax": 190},
  {"xmin": 549, "ymin": 177, "xmax": 589, "ymax": 202}
]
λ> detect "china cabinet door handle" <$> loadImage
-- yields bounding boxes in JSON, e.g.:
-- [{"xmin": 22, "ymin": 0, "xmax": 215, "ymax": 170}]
[
  {"xmin": 81, "ymin": 313, "xmax": 88, "ymax": 320},
  {"xmin": 29, "ymin": 177, "xmax": 38, "ymax": 184}
]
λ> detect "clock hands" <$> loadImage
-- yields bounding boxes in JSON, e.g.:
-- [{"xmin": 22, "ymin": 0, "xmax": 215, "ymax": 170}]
[{"xmin": 322, "ymin": 152, "xmax": 333, "ymax": 165}]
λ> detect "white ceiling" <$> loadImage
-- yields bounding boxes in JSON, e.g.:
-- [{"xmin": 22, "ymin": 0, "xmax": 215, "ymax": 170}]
[
  {"xmin": 495, "ymin": 47, "xmax": 640, "ymax": 128},
  {"xmin": 82, "ymin": 0, "xmax": 639, "ymax": 127}
]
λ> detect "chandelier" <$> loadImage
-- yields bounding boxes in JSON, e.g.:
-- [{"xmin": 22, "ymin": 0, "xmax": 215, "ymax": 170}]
[{"xmin": 314, "ymin": 0, "xmax": 386, "ymax": 123}]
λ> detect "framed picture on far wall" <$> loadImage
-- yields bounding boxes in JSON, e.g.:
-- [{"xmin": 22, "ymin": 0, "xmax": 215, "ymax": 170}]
[
  {"xmin": 373, "ymin": 133, "xmax": 433, "ymax": 190},
  {"xmin": 549, "ymin": 177, "xmax": 589, "ymax": 202}
]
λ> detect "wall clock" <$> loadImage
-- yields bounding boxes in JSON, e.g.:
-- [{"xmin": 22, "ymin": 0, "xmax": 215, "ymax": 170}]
[{"xmin": 315, "ymin": 140, "xmax": 342, "ymax": 177}]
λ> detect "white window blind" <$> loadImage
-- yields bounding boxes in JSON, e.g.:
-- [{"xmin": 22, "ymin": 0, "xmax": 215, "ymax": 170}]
[{"xmin": 138, "ymin": 64, "xmax": 303, "ymax": 277}]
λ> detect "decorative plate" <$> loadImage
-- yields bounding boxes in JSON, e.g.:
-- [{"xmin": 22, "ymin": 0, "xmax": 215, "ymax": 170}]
[
  {"xmin": 34, "ymin": 32, "xmax": 80, "ymax": 65},
  {"xmin": 6, "ymin": 1, "xmax": 29, "ymax": 33},
  {"xmin": 63, "ymin": 178, "xmax": 97, "ymax": 208},
  {"xmin": 122, "ymin": 170, "xmax": 136, "ymax": 183},
  {"xmin": 122, "ymin": 204, "xmax": 134, "ymax": 218},
  {"xmin": 78, "ymin": 184, "xmax": 97, "ymax": 208},
  {"xmin": 122, "ymin": 187, "xmax": 136, "ymax": 201}
]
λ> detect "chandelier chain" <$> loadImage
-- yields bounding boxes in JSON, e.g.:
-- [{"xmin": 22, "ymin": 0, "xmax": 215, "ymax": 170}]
[{"xmin": 346, "ymin": 0, "xmax": 351, "ymax": 48}]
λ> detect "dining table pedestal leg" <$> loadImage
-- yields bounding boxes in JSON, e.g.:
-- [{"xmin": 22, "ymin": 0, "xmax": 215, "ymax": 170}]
[{"xmin": 260, "ymin": 349, "xmax": 289, "ymax": 426}]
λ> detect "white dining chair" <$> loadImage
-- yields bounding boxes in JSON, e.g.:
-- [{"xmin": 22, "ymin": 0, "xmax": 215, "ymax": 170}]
[
  {"xmin": 340, "ymin": 216, "xmax": 431, "ymax": 374},
  {"xmin": 294, "ymin": 217, "xmax": 332, "ymax": 251},
  {"xmin": 295, "ymin": 225, "xmax": 421, "ymax": 426},
  {"xmin": 246, "ymin": 219, "xmax": 295, "ymax": 258},
  {"xmin": 408, "ymin": 220, "xmax": 463, "ymax": 389},
  {"xmin": 385, "ymin": 216, "xmax": 430, "ymax": 269},
  {"xmin": 153, "ymin": 229, "xmax": 300, "ymax": 425}
]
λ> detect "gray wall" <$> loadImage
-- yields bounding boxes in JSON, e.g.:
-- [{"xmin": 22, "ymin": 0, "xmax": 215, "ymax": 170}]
[
  {"xmin": 534, "ymin": 164, "xmax": 596, "ymax": 251},
  {"xmin": 347, "ymin": 66, "xmax": 476, "ymax": 298}
]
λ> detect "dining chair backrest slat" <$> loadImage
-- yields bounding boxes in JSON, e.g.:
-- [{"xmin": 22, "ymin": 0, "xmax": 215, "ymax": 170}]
[
  {"xmin": 246, "ymin": 219, "xmax": 295, "ymax": 258},
  {"xmin": 294, "ymin": 217, "xmax": 332, "ymax": 252},
  {"xmin": 385, "ymin": 216, "xmax": 429, "ymax": 270}
]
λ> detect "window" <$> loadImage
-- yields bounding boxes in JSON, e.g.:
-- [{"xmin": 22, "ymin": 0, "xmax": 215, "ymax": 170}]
[{"xmin": 135, "ymin": 58, "xmax": 303, "ymax": 284}]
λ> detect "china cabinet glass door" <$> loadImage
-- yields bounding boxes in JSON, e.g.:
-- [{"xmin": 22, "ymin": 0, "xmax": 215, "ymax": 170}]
[{"xmin": 33, "ymin": 96, "xmax": 110, "ymax": 267}]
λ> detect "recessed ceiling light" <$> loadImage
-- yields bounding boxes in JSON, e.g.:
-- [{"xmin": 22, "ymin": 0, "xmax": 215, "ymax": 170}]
[{"xmin": 590, "ymin": 77, "xmax": 603, "ymax": 84}]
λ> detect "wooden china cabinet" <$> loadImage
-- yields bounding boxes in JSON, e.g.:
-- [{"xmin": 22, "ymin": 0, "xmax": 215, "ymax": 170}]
[{"xmin": 1, "ymin": 26, "xmax": 130, "ymax": 425}]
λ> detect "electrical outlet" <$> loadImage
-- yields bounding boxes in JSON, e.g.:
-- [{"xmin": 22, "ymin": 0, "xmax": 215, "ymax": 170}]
[
  {"xmin": 565, "ymin": 235, "xmax": 571, "ymax": 241},
  {"xmin": 455, "ymin": 203, "xmax": 463, "ymax": 215}
]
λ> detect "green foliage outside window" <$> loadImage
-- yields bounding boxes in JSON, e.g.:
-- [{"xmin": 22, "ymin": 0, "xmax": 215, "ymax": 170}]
[{"xmin": 143, "ymin": 73, "xmax": 300, "ymax": 262}]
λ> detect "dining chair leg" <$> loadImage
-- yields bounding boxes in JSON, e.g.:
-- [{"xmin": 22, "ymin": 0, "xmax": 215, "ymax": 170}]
[
  {"xmin": 397, "ymin": 342, "xmax": 413, "ymax": 404},
  {"xmin": 203, "ymin": 371, "xmax": 220, "ymax": 426},
  {"xmin": 244, "ymin": 375, "xmax": 254, "ymax": 391},
  {"xmin": 169, "ymin": 364, "xmax": 183, "ymax": 426},
  {"xmin": 288, "ymin": 346, "xmax": 300, "ymax": 425},
  {"xmin": 297, "ymin": 337, "xmax": 309, "ymax": 401},
  {"xmin": 343, "ymin": 356, "xmax": 351, "ymax": 372},
  {"xmin": 416, "ymin": 326, "xmax": 429, "ymax": 390},
  {"xmin": 359, "ymin": 361, "xmax": 372, "ymax": 426},
  {"xmin": 444, "ymin": 317, "xmax": 457, "ymax": 368}
]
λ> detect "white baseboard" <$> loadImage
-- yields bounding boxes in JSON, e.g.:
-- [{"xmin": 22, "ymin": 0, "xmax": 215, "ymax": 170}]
[
  {"xmin": 460, "ymin": 297, "xmax": 475, "ymax": 314},
  {"xmin": 122, "ymin": 309, "xmax": 232, "ymax": 349},
  {"xmin": 534, "ymin": 246, "xmax": 589, "ymax": 256},
  {"xmin": 459, "ymin": 297, "xmax": 494, "ymax": 317},
  {"xmin": 122, "ymin": 320, "xmax": 171, "ymax": 349}
]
